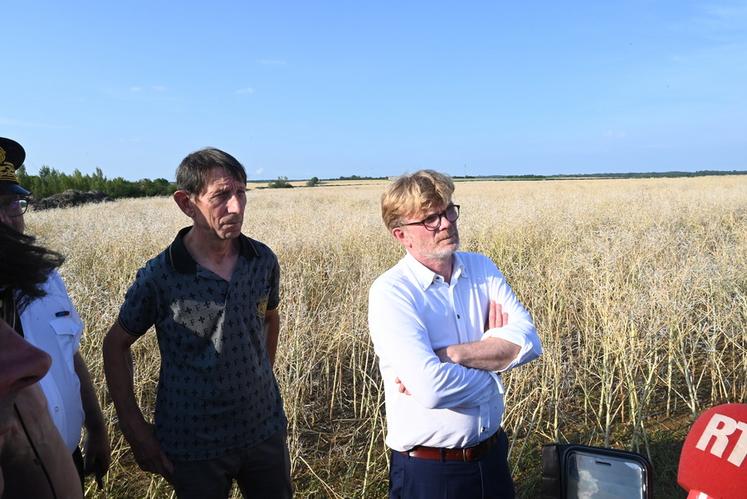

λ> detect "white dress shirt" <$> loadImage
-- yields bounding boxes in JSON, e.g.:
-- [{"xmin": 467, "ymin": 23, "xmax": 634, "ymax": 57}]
[
  {"xmin": 18, "ymin": 271, "xmax": 85, "ymax": 451},
  {"xmin": 368, "ymin": 251, "xmax": 542, "ymax": 452}
]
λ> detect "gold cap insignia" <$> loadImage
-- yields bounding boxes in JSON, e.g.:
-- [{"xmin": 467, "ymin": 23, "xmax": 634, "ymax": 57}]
[
  {"xmin": 0, "ymin": 138, "xmax": 30, "ymax": 195},
  {"xmin": 0, "ymin": 163, "xmax": 20, "ymax": 183}
]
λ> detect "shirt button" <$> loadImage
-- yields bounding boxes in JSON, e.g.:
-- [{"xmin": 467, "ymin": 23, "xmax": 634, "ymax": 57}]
[
  {"xmin": 481, "ymin": 426, "xmax": 486, "ymax": 432},
  {"xmin": 457, "ymin": 314, "xmax": 461, "ymax": 319},
  {"xmin": 55, "ymin": 406, "xmax": 60, "ymax": 413}
]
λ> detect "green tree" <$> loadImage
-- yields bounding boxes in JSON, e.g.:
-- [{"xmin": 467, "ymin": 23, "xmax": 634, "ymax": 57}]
[
  {"xmin": 13, "ymin": 165, "xmax": 176, "ymax": 200},
  {"xmin": 267, "ymin": 176, "xmax": 293, "ymax": 189},
  {"xmin": 91, "ymin": 167, "xmax": 107, "ymax": 191}
]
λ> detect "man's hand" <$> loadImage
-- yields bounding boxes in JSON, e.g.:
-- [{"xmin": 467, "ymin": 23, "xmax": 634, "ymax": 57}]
[
  {"xmin": 83, "ymin": 427, "xmax": 111, "ymax": 489},
  {"xmin": 396, "ymin": 301, "xmax": 511, "ymax": 396},
  {"xmin": 74, "ymin": 351, "xmax": 111, "ymax": 489},
  {"xmin": 128, "ymin": 423, "xmax": 174, "ymax": 480},
  {"xmin": 437, "ymin": 301, "xmax": 509, "ymax": 363},
  {"xmin": 485, "ymin": 301, "xmax": 509, "ymax": 331},
  {"xmin": 394, "ymin": 376, "xmax": 411, "ymax": 396}
]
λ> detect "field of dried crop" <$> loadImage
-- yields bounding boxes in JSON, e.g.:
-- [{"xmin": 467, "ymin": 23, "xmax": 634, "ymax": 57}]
[{"xmin": 25, "ymin": 176, "xmax": 746, "ymax": 498}]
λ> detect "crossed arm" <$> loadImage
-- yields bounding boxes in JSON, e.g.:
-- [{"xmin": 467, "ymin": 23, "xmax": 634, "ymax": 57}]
[
  {"xmin": 370, "ymin": 285, "xmax": 503, "ymax": 409},
  {"xmin": 395, "ymin": 302, "xmax": 520, "ymax": 395},
  {"xmin": 370, "ymin": 257, "xmax": 543, "ymax": 407},
  {"xmin": 435, "ymin": 302, "xmax": 520, "ymax": 371},
  {"xmin": 435, "ymin": 263, "xmax": 543, "ymax": 375}
]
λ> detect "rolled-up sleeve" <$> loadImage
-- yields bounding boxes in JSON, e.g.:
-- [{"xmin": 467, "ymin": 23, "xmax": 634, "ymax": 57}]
[
  {"xmin": 368, "ymin": 278, "xmax": 498, "ymax": 409},
  {"xmin": 481, "ymin": 260, "xmax": 542, "ymax": 372}
]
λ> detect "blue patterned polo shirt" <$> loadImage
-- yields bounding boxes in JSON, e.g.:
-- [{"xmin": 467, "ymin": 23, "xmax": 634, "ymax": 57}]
[{"xmin": 118, "ymin": 226, "xmax": 286, "ymax": 460}]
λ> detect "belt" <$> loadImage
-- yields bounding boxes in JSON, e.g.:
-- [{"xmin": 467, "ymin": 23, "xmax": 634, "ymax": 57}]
[{"xmin": 398, "ymin": 429, "xmax": 502, "ymax": 462}]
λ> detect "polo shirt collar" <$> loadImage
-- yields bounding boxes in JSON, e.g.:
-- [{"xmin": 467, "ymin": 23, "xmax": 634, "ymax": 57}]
[
  {"xmin": 403, "ymin": 252, "xmax": 466, "ymax": 290},
  {"xmin": 168, "ymin": 226, "xmax": 259, "ymax": 274},
  {"xmin": 238, "ymin": 233, "xmax": 260, "ymax": 259}
]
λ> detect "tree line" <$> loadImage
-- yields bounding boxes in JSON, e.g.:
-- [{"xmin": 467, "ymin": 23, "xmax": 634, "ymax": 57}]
[
  {"xmin": 17, "ymin": 166, "xmax": 175, "ymax": 200},
  {"xmin": 16, "ymin": 166, "xmax": 745, "ymax": 199},
  {"xmin": 457, "ymin": 170, "xmax": 747, "ymax": 181}
]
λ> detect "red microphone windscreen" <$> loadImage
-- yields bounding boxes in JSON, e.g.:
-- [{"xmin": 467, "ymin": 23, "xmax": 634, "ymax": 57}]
[{"xmin": 678, "ymin": 403, "xmax": 747, "ymax": 499}]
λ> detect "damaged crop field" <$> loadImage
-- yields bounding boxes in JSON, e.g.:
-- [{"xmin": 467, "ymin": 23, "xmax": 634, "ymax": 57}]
[{"xmin": 26, "ymin": 176, "xmax": 746, "ymax": 498}]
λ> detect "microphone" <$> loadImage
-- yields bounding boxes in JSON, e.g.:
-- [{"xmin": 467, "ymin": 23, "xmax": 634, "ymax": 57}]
[{"xmin": 677, "ymin": 403, "xmax": 747, "ymax": 499}]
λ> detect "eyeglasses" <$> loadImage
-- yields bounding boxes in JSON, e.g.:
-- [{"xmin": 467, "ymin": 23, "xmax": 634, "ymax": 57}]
[
  {"xmin": 400, "ymin": 204, "xmax": 460, "ymax": 231},
  {"xmin": 0, "ymin": 198, "xmax": 29, "ymax": 217}
]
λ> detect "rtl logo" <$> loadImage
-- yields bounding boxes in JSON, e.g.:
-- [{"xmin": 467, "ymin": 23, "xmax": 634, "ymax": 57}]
[{"xmin": 695, "ymin": 413, "xmax": 747, "ymax": 467}]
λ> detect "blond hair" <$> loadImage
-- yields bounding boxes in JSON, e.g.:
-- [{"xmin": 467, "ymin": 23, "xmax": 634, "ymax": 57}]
[{"xmin": 381, "ymin": 170, "xmax": 455, "ymax": 230}]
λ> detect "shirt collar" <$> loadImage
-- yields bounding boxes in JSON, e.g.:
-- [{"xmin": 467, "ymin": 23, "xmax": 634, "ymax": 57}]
[
  {"xmin": 402, "ymin": 252, "xmax": 467, "ymax": 290},
  {"xmin": 453, "ymin": 253, "xmax": 468, "ymax": 279},
  {"xmin": 168, "ymin": 226, "xmax": 259, "ymax": 274}
]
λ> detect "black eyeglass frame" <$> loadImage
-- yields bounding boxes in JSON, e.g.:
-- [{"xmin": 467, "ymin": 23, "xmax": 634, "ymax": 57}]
[
  {"xmin": 0, "ymin": 197, "xmax": 29, "ymax": 217},
  {"xmin": 400, "ymin": 204, "xmax": 460, "ymax": 232}
]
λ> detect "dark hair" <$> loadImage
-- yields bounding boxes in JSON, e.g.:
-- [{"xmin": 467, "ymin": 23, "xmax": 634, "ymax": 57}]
[
  {"xmin": 0, "ymin": 222, "xmax": 64, "ymax": 307},
  {"xmin": 176, "ymin": 147, "xmax": 247, "ymax": 194}
]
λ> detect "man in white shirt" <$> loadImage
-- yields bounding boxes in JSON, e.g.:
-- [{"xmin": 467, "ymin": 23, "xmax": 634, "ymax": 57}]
[{"xmin": 368, "ymin": 170, "xmax": 542, "ymax": 498}]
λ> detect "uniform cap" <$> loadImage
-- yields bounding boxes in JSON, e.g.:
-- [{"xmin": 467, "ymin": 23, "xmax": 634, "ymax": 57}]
[{"xmin": 0, "ymin": 137, "xmax": 31, "ymax": 196}]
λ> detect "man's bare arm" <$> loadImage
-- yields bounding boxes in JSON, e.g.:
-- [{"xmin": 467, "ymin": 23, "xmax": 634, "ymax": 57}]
[
  {"xmin": 436, "ymin": 302, "xmax": 519, "ymax": 371},
  {"xmin": 265, "ymin": 307, "xmax": 280, "ymax": 366},
  {"xmin": 436, "ymin": 337, "xmax": 521, "ymax": 371},
  {"xmin": 74, "ymin": 352, "xmax": 111, "ymax": 485},
  {"xmin": 102, "ymin": 322, "xmax": 173, "ymax": 479},
  {"xmin": 397, "ymin": 302, "xmax": 514, "ymax": 396}
]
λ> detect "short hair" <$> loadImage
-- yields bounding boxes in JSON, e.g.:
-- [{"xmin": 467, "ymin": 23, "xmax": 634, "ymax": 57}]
[
  {"xmin": 176, "ymin": 148, "xmax": 247, "ymax": 194},
  {"xmin": 381, "ymin": 169, "xmax": 455, "ymax": 231}
]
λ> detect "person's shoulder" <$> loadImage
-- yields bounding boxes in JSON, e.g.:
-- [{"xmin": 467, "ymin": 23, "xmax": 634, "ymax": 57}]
[
  {"xmin": 148, "ymin": 246, "xmax": 171, "ymax": 270},
  {"xmin": 241, "ymin": 235, "xmax": 277, "ymax": 261},
  {"xmin": 457, "ymin": 251, "xmax": 501, "ymax": 273},
  {"xmin": 41, "ymin": 269, "xmax": 65, "ymax": 289},
  {"xmin": 370, "ymin": 259, "xmax": 412, "ymax": 294},
  {"xmin": 457, "ymin": 251, "xmax": 492, "ymax": 264},
  {"xmin": 29, "ymin": 270, "xmax": 69, "ymax": 302},
  {"xmin": 134, "ymin": 246, "xmax": 171, "ymax": 283}
]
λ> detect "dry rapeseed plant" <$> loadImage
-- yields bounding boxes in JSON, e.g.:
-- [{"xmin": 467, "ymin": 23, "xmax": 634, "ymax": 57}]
[{"xmin": 25, "ymin": 176, "xmax": 747, "ymax": 498}]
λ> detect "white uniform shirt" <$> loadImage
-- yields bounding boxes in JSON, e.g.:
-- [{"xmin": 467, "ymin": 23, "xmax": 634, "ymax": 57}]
[
  {"xmin": 368, "ymin": 252, "xmax": 542, "ymax": 452},
  {"xmin": 18, "ymin": 271, "xmax": 85, "ymax": 451}
]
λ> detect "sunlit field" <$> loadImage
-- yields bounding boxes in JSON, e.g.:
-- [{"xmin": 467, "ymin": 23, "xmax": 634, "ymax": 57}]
[{"xmin": 26, "ymin": 176, "xmax": 747, "ymax": 498}]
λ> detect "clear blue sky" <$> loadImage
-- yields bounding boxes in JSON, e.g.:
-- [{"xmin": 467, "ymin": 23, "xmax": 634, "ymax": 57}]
[{"xmin": 3, "ymin": 1, "xmax": 746, "ymax": 180}]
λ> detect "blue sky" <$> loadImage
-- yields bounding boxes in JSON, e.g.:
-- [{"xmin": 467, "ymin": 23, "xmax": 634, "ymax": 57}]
[{"xmin": 3, "ymin": 1, "xmax": 746, "ymax": 180}]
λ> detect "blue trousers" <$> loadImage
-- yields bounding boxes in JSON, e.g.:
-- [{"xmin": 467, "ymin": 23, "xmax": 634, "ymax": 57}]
[{"xmin": 389, "ymin": 431, "xmax": 515, "ymax": 499}]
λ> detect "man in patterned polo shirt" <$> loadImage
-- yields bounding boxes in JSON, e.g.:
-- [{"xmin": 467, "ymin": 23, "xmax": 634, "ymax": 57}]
[{"xmin": 102, "ymin": 148, "xmax": 291, "ymax": 499}]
